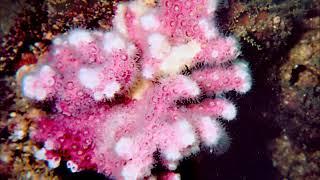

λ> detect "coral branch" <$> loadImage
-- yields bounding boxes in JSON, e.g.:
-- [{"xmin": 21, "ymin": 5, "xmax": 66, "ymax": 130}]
[{"xmin": 191, "ymin": 61, "xmax": 251, "ymax": 93}]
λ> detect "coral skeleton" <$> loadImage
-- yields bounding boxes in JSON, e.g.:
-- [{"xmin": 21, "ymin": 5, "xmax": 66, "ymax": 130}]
[{"xmin": 18, "ymin": 0, "xmax": 252, "ymax": 179}]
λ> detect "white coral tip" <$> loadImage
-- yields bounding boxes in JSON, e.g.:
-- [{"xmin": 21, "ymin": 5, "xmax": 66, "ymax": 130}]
[
  {"xmin": 221, "ymin": 103, "xmax": 237, "ymax": 121},
  {"xmin": 235, "ymin": 61, "xmax": 252, "ymax": 93},
  {"xmin": 115, "ymin": 137, "xmax": 134, "ymax": 159},
  {"xmin": 103, "ymin": 81, "xmax": 121, "ymax": 98},
  {"xmin": 164, "ymin": 149, "xmax": 182, "ymax": 161},
  {"xmin": 103, "ymin": 32, "xmax": 126, "ymax": 53},
  {"xmin": 140, "ymin": 13, "xmax": 160, "ymax": 31},
  {"xmin": 68, "ymin": 30, "xmax": 93, "ymax": 46},
  {"xmin": 181, "ymin": 77, "xmax": 200, "ymax": 96},
  {"xmin": 121, "ymin": 164, "xmax": 139, "ymax": 180},
  {"xmin": 78, "ymin": 67, "xmax": 101, "ymax": 89}
]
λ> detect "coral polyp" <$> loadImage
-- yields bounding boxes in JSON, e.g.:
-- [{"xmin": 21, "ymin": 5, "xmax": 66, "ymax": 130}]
[{"xmin": 18, "ymin": 0, "xmax": 251, "ymax": 179}]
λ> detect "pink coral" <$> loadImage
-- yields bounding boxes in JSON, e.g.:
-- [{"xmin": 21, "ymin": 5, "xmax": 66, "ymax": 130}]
[{"xmin": 19, "ymin": 0, "xmax": 252, "ymax": 179}]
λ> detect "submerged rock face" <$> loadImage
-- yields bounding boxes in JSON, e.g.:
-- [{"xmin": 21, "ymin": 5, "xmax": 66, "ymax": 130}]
[
  {"xmin": 18, "ymin": 0, "xmax": 251, "ymax": 179},
  {"xmin": 271, "ymin": 24, "xmax": 320, "ymax": 180}
]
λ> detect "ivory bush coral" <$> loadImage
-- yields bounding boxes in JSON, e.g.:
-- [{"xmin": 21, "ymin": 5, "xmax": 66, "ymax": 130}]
[{"xmin": 19, "ymin": 0, "xmax": 252, "ymax": 179}]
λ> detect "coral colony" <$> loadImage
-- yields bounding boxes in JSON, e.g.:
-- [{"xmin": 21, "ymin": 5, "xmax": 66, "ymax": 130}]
[{"xmin": 18, "ymin": 0, "xmax": 251, "ymax": 179}]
